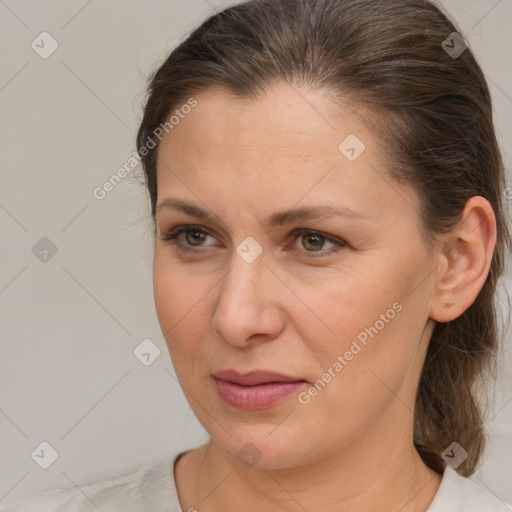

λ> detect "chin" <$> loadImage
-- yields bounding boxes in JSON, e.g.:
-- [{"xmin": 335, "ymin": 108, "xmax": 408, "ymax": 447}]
[{"xmin": 206, "ymin": 424, "xmax": 323, "ymax": 471}]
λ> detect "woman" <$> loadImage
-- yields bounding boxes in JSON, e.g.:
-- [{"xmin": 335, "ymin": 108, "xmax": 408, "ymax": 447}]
[{"xmin": 2, "ymin": 0, "xmax": 510, "ymax": 510}]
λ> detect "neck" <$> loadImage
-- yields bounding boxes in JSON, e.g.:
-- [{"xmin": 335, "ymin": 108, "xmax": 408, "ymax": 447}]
[{"xmin": 178, "ymin": 425, "xmax": 442, "ymax": 512}]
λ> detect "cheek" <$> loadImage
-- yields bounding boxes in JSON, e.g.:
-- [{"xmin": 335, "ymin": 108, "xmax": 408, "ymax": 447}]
[
  {"xmin": 152, "ymin": 255, "xmax": 208, "ymax": 360},
  {"xmin": 299, "ymin": 255, "xmax": 426, "ymax": 393},
  {"xmin": 153, "ymin": 250, "xmax": 209, "ymax": 322},
  {"xmin": 296, "ymin": 260, "xmax": 409, "ymax": 352},
  {"xmin": 153, "ymin": 257, "xmax": 178, "ymax": 335}
]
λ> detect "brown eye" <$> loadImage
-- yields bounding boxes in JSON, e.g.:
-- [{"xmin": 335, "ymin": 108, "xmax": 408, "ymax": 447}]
[
  {"xmin": 300, "ymin": 233, "xmax": 327, "ymax": 251},
  {"xmin": 288, "ymin": 228, "xmax": 346, "ymax": 257},
  {"xmin": 159, "ymin": 225, "xmax": 216, "ymax": 249},
  {"xmin": 185, "ymin": 230, "xmax": 208, "ymax": 246}
]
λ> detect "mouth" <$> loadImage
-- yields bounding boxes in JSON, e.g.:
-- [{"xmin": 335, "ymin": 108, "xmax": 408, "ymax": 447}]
[
  {"xmin": 212, "ymin": 369, "xmax": 308, "ymax": 410},
  {"xmin": 212, "ymin": 369, "xmax": 307, "ymax": 386}
]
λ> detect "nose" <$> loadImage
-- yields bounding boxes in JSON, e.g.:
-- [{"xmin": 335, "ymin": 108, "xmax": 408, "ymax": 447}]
[{"xmin": 212, "ymin": 251, "xmax": 285, "ymax": 347}]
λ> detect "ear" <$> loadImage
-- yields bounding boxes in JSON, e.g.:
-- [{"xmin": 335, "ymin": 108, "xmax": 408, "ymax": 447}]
[{"xmin": 429, "ymin": 196, "xmax": 497, "ymax": 323}]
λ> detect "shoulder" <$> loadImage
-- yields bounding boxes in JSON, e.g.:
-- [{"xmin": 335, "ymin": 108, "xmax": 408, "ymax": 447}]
[
  {"xmin": 458, "ymin": 472, "xmax": 511, "ymax": 511},
  {"xmin": 0, "ymin": 488, "xmax": 66, "ymax": 512},
  {"xmin": 428, "ymin": 465, "xmax": 511, "ymax": 512},
  {"xmin": 0, "ymin": 455, "xmax": 182, "ymax": 512}
]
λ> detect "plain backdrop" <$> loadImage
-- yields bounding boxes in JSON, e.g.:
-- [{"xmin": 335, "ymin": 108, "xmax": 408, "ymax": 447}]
[{"xmin": 1, "ymin": 0, "xmax": 511, "ymax": 507}]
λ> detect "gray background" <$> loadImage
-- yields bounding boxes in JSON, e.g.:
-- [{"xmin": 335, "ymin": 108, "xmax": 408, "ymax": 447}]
[{"xmin": 1, "ymin": 0, "xmax": 511, "ymax": 507}]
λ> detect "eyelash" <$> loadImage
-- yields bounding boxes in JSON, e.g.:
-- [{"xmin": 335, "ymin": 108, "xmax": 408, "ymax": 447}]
[{"xmin": 158, "ymin": 224, "xmax": 346, "ymax": 257}]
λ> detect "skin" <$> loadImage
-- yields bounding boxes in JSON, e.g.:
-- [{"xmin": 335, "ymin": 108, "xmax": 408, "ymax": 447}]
[{"xmin": 152, "ymin": 82, "xmax": 496, "ymax": 512}]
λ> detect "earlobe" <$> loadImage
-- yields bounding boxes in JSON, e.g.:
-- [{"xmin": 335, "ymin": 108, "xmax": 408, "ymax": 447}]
[{"xmin": 429, "ymin": 196, "xmax": 497, "ymax": 323}]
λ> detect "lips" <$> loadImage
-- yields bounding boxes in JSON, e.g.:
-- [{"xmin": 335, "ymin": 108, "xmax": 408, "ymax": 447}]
[
  {"xmin": 212, "ymin": 369, "xmax": 308, "ymax": 410},
  {"xmin": 212, "ymin": 369, "xmax": 307, "ymax": 386}
]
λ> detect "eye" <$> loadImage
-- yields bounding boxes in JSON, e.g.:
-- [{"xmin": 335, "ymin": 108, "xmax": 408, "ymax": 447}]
[
  {"xmin": 158, "ymin": 225, "xmax": 346, "ymax": 257},
  {"xmin": 159, "ymin": 225, "xmax": 217, "ymax": 249},
  {"xmin": 287, "ymin": 228, "xmax": 346, "ymax": 257}
]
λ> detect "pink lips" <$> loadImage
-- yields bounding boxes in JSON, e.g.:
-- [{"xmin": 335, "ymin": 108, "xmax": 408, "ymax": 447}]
[{"xmin": 213, "ymin": 369, "xmax": 307, "ymax": 410}]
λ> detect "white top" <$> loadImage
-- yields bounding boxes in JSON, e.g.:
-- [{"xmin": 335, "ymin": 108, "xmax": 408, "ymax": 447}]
[{"xmin": 1, "ymin": 451, "xmax": 510, "ymax": 511}]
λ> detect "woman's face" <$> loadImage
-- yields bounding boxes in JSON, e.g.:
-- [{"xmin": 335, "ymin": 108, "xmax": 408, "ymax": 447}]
[{"xmin": 153, "ymin": 83, "xmax": 438, "ymax": 469}]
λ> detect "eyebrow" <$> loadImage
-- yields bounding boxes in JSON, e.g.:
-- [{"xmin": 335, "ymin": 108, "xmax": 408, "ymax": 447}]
[{"xmin": 156, "ymin": 198, "xmax": 370, "ymax": 228}]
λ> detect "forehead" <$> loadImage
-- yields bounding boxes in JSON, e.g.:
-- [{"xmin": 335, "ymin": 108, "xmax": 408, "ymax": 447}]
[
  {"xmin": 155, "ymin": 83, "xmax": 420, "ymax": 227},
  {"xmin": 157, "ymin": 84, "xmax": 373, "ymax": 183},
  {"xmin": 161, "ymin": 84, "xmax": 365, "ymax": 159}
]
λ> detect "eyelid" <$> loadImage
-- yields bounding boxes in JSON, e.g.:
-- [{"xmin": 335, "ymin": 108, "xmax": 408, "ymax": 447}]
[
  {"xmin": 159, "ymin": 224, "xmax": 347, "ymax": 256},
  {"xmin": 288, "ymin": 227, "xmax": 346, "ymax": 248},
  {"xmin": 159, "ymin": 224, "xmax": 219, "ymax": 246}
]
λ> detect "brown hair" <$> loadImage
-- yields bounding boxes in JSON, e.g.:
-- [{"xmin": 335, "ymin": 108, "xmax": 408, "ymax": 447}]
[{"xmin": 136, "ymin": 0, "xmax": 511, "ymax": 476}]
